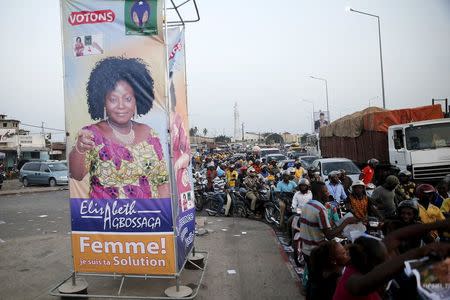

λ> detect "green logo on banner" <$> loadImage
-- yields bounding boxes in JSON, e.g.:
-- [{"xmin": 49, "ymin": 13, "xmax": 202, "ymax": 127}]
[{"xmin": 125, "ymin": 0, "xmax": 158, "ymax": 36}]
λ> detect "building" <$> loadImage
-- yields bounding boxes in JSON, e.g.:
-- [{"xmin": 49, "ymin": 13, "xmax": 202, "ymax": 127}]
[
  {"xmin": 282, "ymin": 132, "xmax": 300, "ymax": 144},
  {"xmin": 243, "ymin": 131, "xmax": 261, "ymax": 142},
  {"xmin": 0, "ymin": 114, "xmax": 49, "ymax": 170}
]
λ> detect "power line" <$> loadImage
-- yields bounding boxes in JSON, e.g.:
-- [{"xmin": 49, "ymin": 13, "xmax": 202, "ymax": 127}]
[{"xmin": 20, "ymin": 123, "xmax": 65, "ymax": 132}]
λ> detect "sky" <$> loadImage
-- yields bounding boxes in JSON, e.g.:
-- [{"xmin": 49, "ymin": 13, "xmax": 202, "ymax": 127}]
[{"xmin": 1, "ymin": 0, "xmax": 449, "ymax": 140}]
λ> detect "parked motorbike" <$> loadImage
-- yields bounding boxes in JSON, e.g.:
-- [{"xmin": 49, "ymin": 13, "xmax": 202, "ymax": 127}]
[
  {"xmin": 0, "ymin": 171, "xmax": 4, "ymax": 190},
  {"xmin": 264, "ymin": 191, "xmax": 295, "ymax": 226},
  {"xmin": 193, "ymin": 173, "xmax": 208, "ymax": 211}
]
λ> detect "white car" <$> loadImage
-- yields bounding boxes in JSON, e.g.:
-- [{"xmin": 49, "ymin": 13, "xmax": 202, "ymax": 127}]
[{"xmin": 311, "ymin": 158, "xmax": 361, "ymax": 182}]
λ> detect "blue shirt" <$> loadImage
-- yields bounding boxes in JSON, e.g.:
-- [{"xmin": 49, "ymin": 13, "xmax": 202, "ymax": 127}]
[
  {"xmin": 275, "ymin": 180, "xmax": 297, "ymax": 193},
  {"xmin": 326, "ymin": 182, "xmax": 347, "ymax": 203}
]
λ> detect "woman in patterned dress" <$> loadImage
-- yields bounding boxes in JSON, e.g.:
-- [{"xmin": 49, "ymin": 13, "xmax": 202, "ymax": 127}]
[{"xmin": 69, "ymin": 57, "xmax": 169, "ymax": 199}]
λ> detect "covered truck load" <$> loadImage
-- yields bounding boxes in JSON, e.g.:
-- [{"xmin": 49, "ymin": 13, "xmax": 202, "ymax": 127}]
[{"xmin": 319, "ymin": 105, "xmax": 444, "ymax": 164}]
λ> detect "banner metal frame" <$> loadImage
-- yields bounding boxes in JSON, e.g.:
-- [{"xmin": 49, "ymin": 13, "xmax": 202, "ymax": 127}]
[{"xmin": 50, "ymin": 0, "xmax": 204, "ymax": 298}]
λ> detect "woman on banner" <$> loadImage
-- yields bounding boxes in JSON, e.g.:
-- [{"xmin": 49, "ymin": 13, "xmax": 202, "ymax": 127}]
[
  {"xmin": 69, "ymin": 56, "xmax": 169, "ymax": 199},
  {"xmin": 169, "ymin": 78, "xmax": 192, "ymax": 199}
]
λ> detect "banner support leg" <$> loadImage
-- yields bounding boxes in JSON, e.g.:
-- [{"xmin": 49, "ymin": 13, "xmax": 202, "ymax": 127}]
[
  {"xmin": 58, "ymin": 272, "xmax": 88, "ymax": 295},
  {"xmin": 118, "ymin": 276, "xmax": 125, "ymax": 295},
  {"xmin": 164, "ymin": 275, "xmax": 192, "ymax": 298}
]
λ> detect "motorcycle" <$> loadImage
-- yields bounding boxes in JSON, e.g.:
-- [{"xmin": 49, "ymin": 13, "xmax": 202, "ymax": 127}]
[
  {"xmin": 366, "ymin": 216, "xmax": 383, "ymax": 239},
  {"xmin": 193, "ymin": 173, "xmax": 208, "ymax": 211},
  {"xmin": 290, "ymin": 207, "xmax": 304, "ymax": 267},
  {"xmin": 204, "ymin": 188, "xmax": 248, "ymax": 218},
  {"xmin": 0, "ymin": 171, "xmax": 4, "ymax": 190},
  {"xmin": 264, "ymin": 191, "xmax": 295, "ymax": 226}
]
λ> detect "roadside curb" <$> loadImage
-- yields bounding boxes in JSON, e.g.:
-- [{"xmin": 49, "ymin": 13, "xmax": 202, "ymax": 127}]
[{"xmin": 0, "ymin": 187, "xmax": 68, "ymax": 197}]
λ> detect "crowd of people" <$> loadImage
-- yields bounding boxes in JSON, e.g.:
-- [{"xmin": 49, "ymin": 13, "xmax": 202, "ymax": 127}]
[{"xmin": 192, "ymin": 149, "xmax": 450, "ymax": 300}]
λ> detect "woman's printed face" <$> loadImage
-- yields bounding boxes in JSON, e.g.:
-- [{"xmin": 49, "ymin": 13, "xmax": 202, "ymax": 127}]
[{"xmin": 105, "ymin": 80, "xmax": 136, "ymax": 125}]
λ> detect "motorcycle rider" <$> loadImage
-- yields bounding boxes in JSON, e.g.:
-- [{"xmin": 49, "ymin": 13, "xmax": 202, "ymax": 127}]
[
  {"xmin": 252, "ymin": 159, "xmax": 262, "ymax": 173},
  {"xmin": 305, "ymin": 166, "xmax": 321, "ymax": 183},
  {"xmin": 360, "ymin": 158, "xmax": 378, "ymax": 185},
  {"xmin": 338, "ymin": 169, "xmax": 353, "ymax": 197},
  {"xmin": 294, "ymin": 161, "xmax": 306, "ymax": 183},
  {"xmin": 226, "ymin": 164, "xmax": 239, "ymax": 190},
  {"xmin": 372, "ymin": 175, "xmax": 399, "ymax": 219},
  {"xmin": 205, "ymin": 162, "xmax": 217, "ymax": 192},
  {"xmin": 415, "ymin": 184, "xmax": 445, "ymax": 239},
  {"xmin": 395, "ymin": 170, "xmax": 415, "ymax": 201},
  {"xmin": 275, "ymin": 171, "xmax": 297, "ymax": 228},
  {"xmin": 209, "ymin": 173, "xmax": 227, "ymax": 215},
  {"xmin": 346, "ymin": 180, "xmax": 381, "ymax": 221},
  {"xmin": 244, "ymin": 167, "xmax": 263, "ymax": 215},
  {"xmin": 383, "ymin": 200, "xmax": 434, "ymax": 253},
  {"xmin": 237, "ymin": 166, "xmax": 248, "ymax": 188},
  {"xmin": 291, "ymin": 178, "xmax": 312, "ymax": 214},
  {"xmin": 326, "ymin": 171, "xmax": 347, "ymax": 206}
]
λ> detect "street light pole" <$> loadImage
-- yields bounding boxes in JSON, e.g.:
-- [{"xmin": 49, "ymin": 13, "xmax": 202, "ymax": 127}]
[
  {"xmin": 347, "ymin": 7, "xmax": 386, "ymax": 109},
  {"xmin": 310, "ymin": 76, "xmax": 329, "ymax": 119}
]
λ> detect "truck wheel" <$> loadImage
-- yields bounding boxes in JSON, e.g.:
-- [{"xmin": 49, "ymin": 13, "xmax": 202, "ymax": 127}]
[{"xmin": 49, "ymin": 178, "xmax": 56, "ymax": 187}]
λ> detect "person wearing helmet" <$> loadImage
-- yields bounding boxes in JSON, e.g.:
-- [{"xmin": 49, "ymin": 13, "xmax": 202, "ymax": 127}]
[
  {"xmin": 244, "ymin": 167, "xmax": 262, "ymax": 214},
  {"xmin": 326, "ymin": 170, "xmax": 347, "ymax": 205},
  {"xmin": 372, "ymin": 175, "xmax": 399, "ymax": 219},
  {"xmin": 382, "ymin": 200, "xmax": 435, "ymax": 254},
  {"xmin": 237, "ymin": 166, "xmax": 248, "ymax": 188},
  {"xmin": 294, "ymin": 161, "xmax": 306, "ymax": 182},
  {"xmin": 253, "ymin": 159, "xmax": 262, "ymax": 173},
  {"xmin": 306, "ymin": 166, "xmax": 321, "ymax": 183},
  {"xmin": 415, "ymin": 184, "xmax": 445, "ymax": 239},
  {"xmin": 275, "ymin": 171, "xmax": 297, "ymax": 228},
  {"xmin": 360, "ymin": 158, "xmax": 379, "ymax": 185},
  {"xmin": 346, "ymin": 180, "xmax": 381, "ymax": 221},
  {"xmin": 292, "ymin": 178, "xmax": 312, "ymax": 213},
  {"xmin": 395, "ymin": 170, "xmax": 415, "ymax": 201}
]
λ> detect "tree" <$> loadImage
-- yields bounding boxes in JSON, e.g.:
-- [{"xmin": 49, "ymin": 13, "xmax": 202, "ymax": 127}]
[
  {"xmin": 203, "ymin": 128, "xmax": 208, "ymax": 136},
  {"xmin": 265, "ymin": 133, "xmax": 284, "ymax": 145},
  {"xmin": 189, "ymin": 126, "xmax": 199, "ymax": 136},
  {"xmin": 214, "ymin": 135, "xmax": 231, "ymax": 143}
]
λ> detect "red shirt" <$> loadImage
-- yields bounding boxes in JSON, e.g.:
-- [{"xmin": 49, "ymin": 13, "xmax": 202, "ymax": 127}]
[
  {"xmin": 333, "ymin": 266, "xmax": 381, "ymax": 300},
  {"xmin": 361, "ymin": 166, "xmax": 374, "ymax": 185}
]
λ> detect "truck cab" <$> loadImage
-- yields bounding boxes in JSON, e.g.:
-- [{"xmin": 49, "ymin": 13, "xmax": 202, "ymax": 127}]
[{"xmin": 388, "ymin": 118, "xmax": 450, "ymax": 182}]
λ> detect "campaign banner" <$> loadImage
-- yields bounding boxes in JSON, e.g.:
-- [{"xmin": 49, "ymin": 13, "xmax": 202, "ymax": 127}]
[
  {"xmin": 167, "ymin": 28, "xmax": 196, "ymax": 271},
  {"xmin": 60, "ymin": 0, "xmax": 175, "ymax": 275},
  {"xmin": 314, "ymin": 110, "xmax": 330, "ymax": 133}
]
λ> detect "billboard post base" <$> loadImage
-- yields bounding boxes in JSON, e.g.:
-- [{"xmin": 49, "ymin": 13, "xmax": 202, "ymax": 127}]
[
  {"xmin": 164, "ymin": 284, "xmax": 193, "ymax": 298},
  {"xmin": 58, "ymin": 273, "xmax": 88, "ymax": 295}
]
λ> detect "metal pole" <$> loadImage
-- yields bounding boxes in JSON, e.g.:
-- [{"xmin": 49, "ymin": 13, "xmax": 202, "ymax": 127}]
[
  {"xmin": 377, "ymin": 17, "xmax": 386, "ymax": 109},
  {"xmin": 348, "ymin": 8, "xmax": 386, "ymax": 109},
  {"xmin": 324, "ymin": 79, "xmax": 329, "ymax": 118}
]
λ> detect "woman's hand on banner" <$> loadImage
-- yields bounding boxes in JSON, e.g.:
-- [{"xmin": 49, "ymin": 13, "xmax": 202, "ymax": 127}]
[{"xmin": 76, "ymin": 129, "xmax": 95, "ymax": 154}]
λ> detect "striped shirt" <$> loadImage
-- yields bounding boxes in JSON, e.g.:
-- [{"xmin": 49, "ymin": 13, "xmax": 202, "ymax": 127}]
[{"xmin": 299, "ymin": 199, "xmax": 331, "ymax": 256}]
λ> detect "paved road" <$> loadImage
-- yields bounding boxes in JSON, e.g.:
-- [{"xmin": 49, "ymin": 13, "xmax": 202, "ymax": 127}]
[{"xmin": 0, "ymin": 191, "xmax": 302, "ymax": 299}]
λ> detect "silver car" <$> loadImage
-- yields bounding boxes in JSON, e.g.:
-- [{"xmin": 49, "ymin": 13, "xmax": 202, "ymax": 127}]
[
  {"xmin": 311, "ymin": 158, "xmax": 361, "ymax": 182},
  {"xmin": 19, "ymin": 161, "xmax": 68, "ymax": 187}
]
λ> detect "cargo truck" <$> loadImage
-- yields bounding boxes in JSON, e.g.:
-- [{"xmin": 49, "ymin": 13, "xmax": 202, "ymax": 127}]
[{"xmin": 319, "ymin": 105, "xmax": 450, "ymax": 182}]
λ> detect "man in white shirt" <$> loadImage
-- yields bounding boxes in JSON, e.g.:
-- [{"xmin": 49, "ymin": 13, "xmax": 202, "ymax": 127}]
[{"xmin": 291, "ymin": 178, "xmax": 312, "ymax": 214}]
